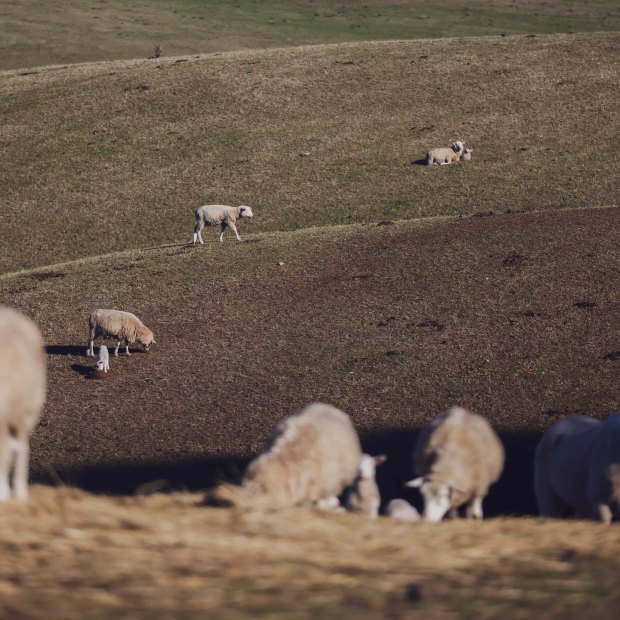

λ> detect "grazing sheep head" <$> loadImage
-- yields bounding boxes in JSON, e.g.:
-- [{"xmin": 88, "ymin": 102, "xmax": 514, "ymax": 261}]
[
  {"xmin": 358, "ymin": 454, "xmax": 387, "ymax": 480},
  {"xmin": 139, "ymin": 328, "xmax": 156, "ymax": 352},
  {"xmin": 405, "ymin": 477, "xmax": 459, "ymax": 522},
  {"xmin": 452, "ymin": 141, "xmax": 465, "ymax": 153},
  {"xmin": 239, "ymin": 206, "xmax": 253, "ymax": 218}
]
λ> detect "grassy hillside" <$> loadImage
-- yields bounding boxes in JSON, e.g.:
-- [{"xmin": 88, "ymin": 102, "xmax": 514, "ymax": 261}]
[
  {"xmin": 1, "ymin": 0, "xmax": 618, "ymax": 71},
  {"xmin": 0, "ymin": 208, "xmax": 616, "ymax": 508},
  {"xmin": 1, "ymin": 33, "xmax": 618, "ymax": 273},
  {"xmin": 0, "ymin": 486, "xmax": 619, "ymax": 619},
  {"xmin": 1, "ymin": 28, "xmax": 619, "ymax": 618}
]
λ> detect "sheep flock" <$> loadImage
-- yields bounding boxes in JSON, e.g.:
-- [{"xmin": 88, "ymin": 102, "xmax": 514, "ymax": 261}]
[{"xmin": 0, "ymin": 143, "xmax": 616, "ymax": 526}]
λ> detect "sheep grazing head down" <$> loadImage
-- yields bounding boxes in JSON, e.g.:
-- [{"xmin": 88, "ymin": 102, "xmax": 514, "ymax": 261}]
[
  {"xmin": 405, "ymin": 477, "xmax": 461, "ymax": 523},
  {"xmin": 139, "ymin": 327, "xmax": 156, "ymax": 352},
  {"xmin": 239, "ymin": 206, "xmax": 253, "ymax": 219}
]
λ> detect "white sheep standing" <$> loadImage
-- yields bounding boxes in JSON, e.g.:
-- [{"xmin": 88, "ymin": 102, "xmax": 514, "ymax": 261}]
[
  {"xmin": 460, "ymin": 148, "xmax": 473, "ymax": 161},
  {"xmin": 386, "ymin": 498, "xmax": 421, "ymax": 522},
  {"xmin": 86, "ymin": 309, "xmax": 155, "ymax": 357},
  {"xmin": 342, "ymin": 453, "xmax": 386, "ymax": 519},
  {"xmin": 534, "ymin": 413, "xmax": 620, "ymax": 524},
  {"xmin": 425, "ymin": 141, "xmax": 465, "ymax": 166},
  {"xmin": 0, "ymin": 307, "xmax": 46, "ymax": 503},
  {"xmin": 96, "ymin": 345, "xmax": 110, "ymax": 372},
  {"xmin": 243, "ymin": 402, "xmax": 362, "ymax": 508},
  {"xmin": 192, "ymin": 204, "xmax": 253, "ymax": 244},
  {"xmin": 405, "ymin": 406, "xmax": 505, "ymax": 522}
]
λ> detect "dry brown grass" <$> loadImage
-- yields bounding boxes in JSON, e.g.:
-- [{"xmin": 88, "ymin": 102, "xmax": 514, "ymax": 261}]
[
  {"xmin": 1, "ymin": 33, "xmax": 618, "ymax": 272},
  {"xmin": 0, "ymin": 485, "xmax": 619, "ymax": 619}
]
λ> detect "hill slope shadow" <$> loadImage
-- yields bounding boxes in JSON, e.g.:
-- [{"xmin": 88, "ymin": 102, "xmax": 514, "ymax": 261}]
[{"xmin": 34, "ymin": 428, "xmax": 542, "ymax": 516}]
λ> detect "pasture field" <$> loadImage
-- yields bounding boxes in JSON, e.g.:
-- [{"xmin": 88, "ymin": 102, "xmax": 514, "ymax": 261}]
[
  {"xmin": 1, "ymin": 0, "xmax": 618, "ymax": 71},
  {"xmin": 1, "ymin": 33, "xmax": 618, "ymax": 273},
  {"xmin": 0, "ymin": 29, "xmax": 619, "ymax": 619}
]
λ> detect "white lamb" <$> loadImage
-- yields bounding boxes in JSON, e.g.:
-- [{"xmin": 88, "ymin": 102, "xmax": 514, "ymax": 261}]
[
  {"xmin": 386, "ymin": 498, "xmax": 421, "ymax": 522},
  {"xmin": 534, "ymin": 413, "xmax": 620, "ymax": 524},
  {"xmin": 405, "ymin": 406, "xmax": 505, "ymax": 522},
  {"xmin": 0, "ymin": 307, "xmax": 46, "ymax": 502},
  {"xmin": 342, "ymin": 453, "xmax": 386, "ymax": 519},
  {"xmin": 96, "ymin": 345, "xmax": 110, "ymax": 372},
  {"xmin": 86, "ymin": 309, "xmax": 155, "ymax": 357},
  {"xmin": 242, "ymin": 403, "xmax": 362, "ymax": 508},
  {"xmin": 193, "ymin": 204, "xmax": 253, "ymax": 244},
  {"xmin": 425, "ymin": 141, "xmax": 465, "ymax": 166},
  {"xmin": 460, "ymin": 148, "xmax": 473, "ymax": 161}
]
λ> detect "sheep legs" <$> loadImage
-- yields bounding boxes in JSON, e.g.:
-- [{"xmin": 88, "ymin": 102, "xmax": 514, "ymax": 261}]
[
  {"xmin": 193, "ymin": 230, "xmax": 205, "ymax": 244},
  {"xmin": 0, "ymin": 425, "xmax": 10, "ymax": 502},
  {"xmin": 220, "ymin": 222, "xmax": 242, "ymax": 242},
  {"xmin": 114, "ymin": 340, "xmax": 131, "ymax": 356},
  {"xmin": 228, "ymin": 221, "xmax": 242, "ymax": 241},
  {"xmin": 11, "ymin": 425, "xmax": 30, "ymax": 502},
  {"xmin": 593, "ymin": 503, "xmax": 613, "ymax": 525},
  {"xmin": 465, "ymin": 496, "xmax": 484, "ymax": 520}
]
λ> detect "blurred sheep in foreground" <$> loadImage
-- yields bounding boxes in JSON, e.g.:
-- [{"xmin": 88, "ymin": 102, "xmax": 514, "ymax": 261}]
[
  {"xmin": 243, "ymin": 403, "xmax": 361, "ymax": 509},
  {"xmin": 386, "ymin": 498, "xmax": 421, "ymax": 522},
  {"xmin": 534, "ymin": 413, "xmax": 620, "ymax": 524},
  {"xmin": 0, "ymin": 307, "xmax": 46, "ymax": 502},
  {"xmin": 406, "ymin": 407, "xmax": 504, "ymax": 522},
  {"xmin": 343, "ymin": 453, "xmax": 386, "ymax": 519}
]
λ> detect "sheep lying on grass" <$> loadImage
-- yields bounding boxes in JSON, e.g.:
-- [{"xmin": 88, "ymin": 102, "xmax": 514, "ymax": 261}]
[
  {"xmin": 386, "ymin": 499, "xmax": 421, "ymax": 522},
  {"xmin": 193, "ymin": 204, "xmax": 253, "ymax": 244},
  {"xmin": 0, "ymin": 307, "xmax": 46, "ymax": 502},
  {"xmin": 243, "ymin": 403, "xmax": 362, "ymax": 509},
  {"xmin": 425, "ymin": 141, "xmax": 465, "ymax": 166},
  {"xmin": 534, "ymin": 413, "xmax": 620, "ymax": 524},
  {"xmin": 96, "ymin": 345, "xmax": 110, "ymax": 372},
  {"xmin": 406, "ymin": 406, "xmax": 504, "ymax": 522},
  {"xmin": 343, "ymin": 454, "xmax": 386, "ymax": 519},
  {"xmin": 86, "ymin": 309, "xmax": 155, "ymax": 357}
]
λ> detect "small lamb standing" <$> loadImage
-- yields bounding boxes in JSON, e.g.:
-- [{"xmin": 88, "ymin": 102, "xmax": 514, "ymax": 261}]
[
  {"xmin": 86, "ymin": 309, "xmax": 155, "ymax": 357},
  {"xmin": 425, "ymin": 141, "xmax": 465, "ymax": 166},
  {"xmin": 534, "ymin": 413, "xmax": 620, "ymax": 524},
  {"xmin": 96, "ymin": 345, "xmax": 110, "ymax": 372},
  {"xmin": 0, "ymin": 307, "xmax": 46, "ymax": 502},
  {"xmin": 193, "ymin": 204, "xmax": 253, "ymax": 244},
  {"xmin": 405, "ymin": 406, "xmax": 504, "ymax": 522},
  {"xmin": 243, "ymin": 402, "xmax": 362, "ymax": 509},
  {"xmin": 342, "ymin": 453, "xmax": 386, "ymax": 519}
]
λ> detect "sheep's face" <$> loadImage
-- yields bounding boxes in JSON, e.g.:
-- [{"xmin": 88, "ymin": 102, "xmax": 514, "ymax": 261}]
[
  {"xmin": 239, "ymin": 206, "xmax": 253, "ymax": 218},
  {"xmin": 140, "ymin": 329, "xmax": 156, "ymax": 352},
  {"xmin": 405, "ymin": 477, "xmax": 451, "ymax": 523},
  {"xmin": 358, "ymin": 454, "xmax": 387, "ymax": 480},
  {"xmin": 452, "ymin": 141, "xmax": 465, "ymax": 153}
]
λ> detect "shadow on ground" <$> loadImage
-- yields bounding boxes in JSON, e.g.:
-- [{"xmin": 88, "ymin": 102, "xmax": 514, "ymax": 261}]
[
  {"xmin": 32, "ymin": 428, "xmax": 543, "ymax": 517},
  {"xmin": 46, "ymin": 344, "xmax": 84, "ymax": 356}
]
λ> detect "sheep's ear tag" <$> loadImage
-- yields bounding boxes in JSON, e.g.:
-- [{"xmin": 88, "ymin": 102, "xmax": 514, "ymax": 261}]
[{"xmin": 405, "ymin": 477, "xmax": 424, "ymax": 488}]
